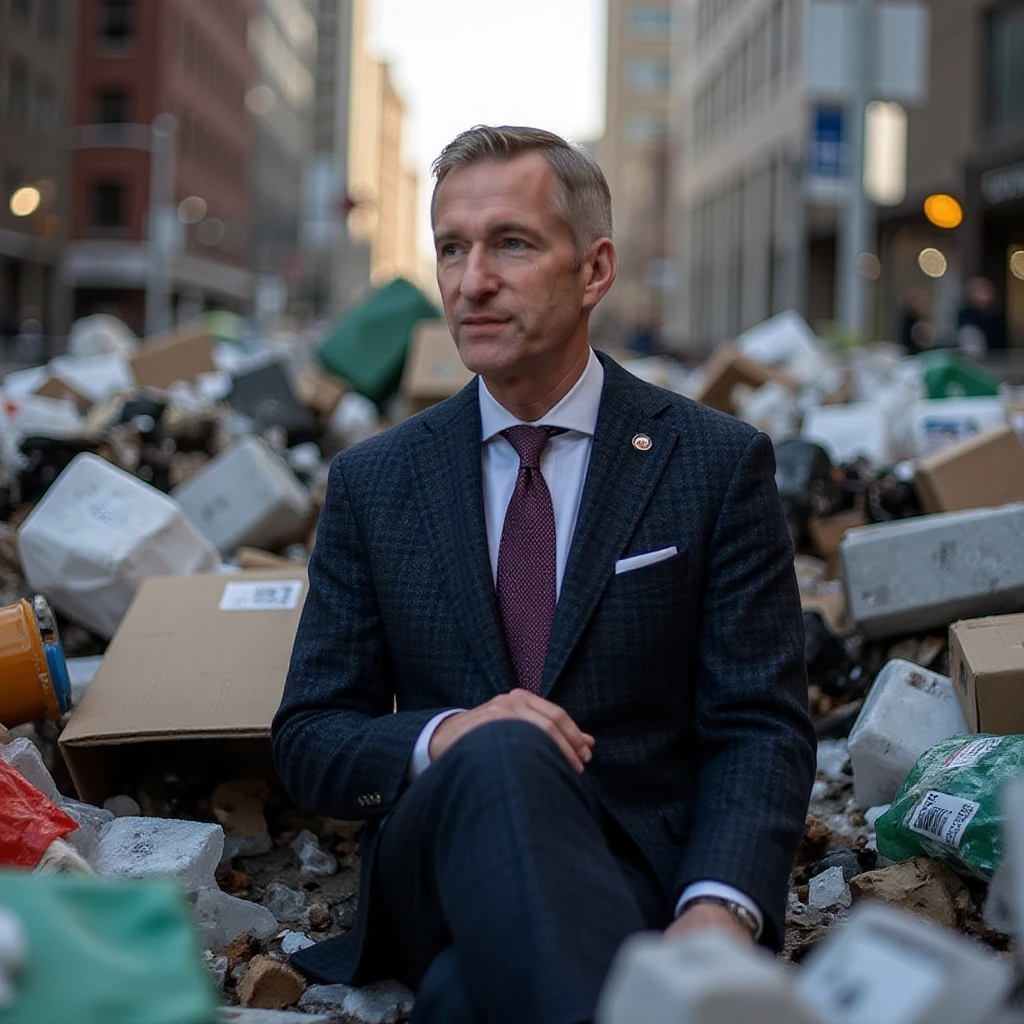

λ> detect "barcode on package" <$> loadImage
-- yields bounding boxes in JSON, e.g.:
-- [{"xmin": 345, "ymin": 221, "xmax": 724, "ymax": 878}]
[
  {"xmin": 944, "ymin": 737, "xmax": 1003, "ymax": 769},
  {"xmin": 219, "ymin": 580, "xmax": 303, "ymax": 612},
  {"xmin": 908, "ymin": 791, "xmax": 980, "ymax": 849}
]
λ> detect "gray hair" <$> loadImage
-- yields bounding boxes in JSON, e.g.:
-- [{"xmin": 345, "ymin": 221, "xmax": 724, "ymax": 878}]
[{"xmin": 430, "ymin": 125, "xmax": 613, "ymax": 264}]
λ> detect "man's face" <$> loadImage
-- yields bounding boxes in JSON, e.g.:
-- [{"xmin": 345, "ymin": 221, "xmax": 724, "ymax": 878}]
[{"xmin": 433, "ymin": 153, "xmax": 591, "ymax": 382}]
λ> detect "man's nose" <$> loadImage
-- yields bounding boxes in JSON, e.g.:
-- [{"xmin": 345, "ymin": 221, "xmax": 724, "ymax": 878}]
[{"xmin": 459, "ymin": 245, "xmax": 499, "ymax": 301}]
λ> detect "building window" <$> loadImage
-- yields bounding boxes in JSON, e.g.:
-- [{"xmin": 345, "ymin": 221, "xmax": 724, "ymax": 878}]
[
  {"xmin": 626, "ymin": 58, "xmax": 671, "ymax": 94},
  {"xmin": 91, "ymin": 181, "xmax": 126, "ymax": 230},
  {"xmin": 39, "ymin": 0, "xmax": 59, "ymax": 38},
  {"xmin": 98, "ymin": 0, "xmax": 135, "ymax": 43},
  {"xmin": 630, "ymin": 7, "xmax": 672, "ymax": 36},
  {"xmin": 987, "ymin": 1, "xmax": 1024, "ymax": 136},
  {"xmin": 7, "ymin": 62, "xmax": 29, "ymax": 125},
  {"xmin": 626, "ymin": 113, "xmax": 668, "ymax": 144},
  {"xmin": 95, "ymin": 88, "xmax": 131, "ymax": 124},
  {"xmin": 35, "ymin": 81, "xmax": 57, "ymax": 134}
]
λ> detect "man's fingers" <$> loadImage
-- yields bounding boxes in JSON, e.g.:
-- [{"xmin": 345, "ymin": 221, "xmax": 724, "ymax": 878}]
[
  {"xmin": 511, "ymin": 690, "xmax": 595, "ymax": 756},
  {"xmin": 516, "ymin": 708, "xmax": 586, "ymax": 773}
]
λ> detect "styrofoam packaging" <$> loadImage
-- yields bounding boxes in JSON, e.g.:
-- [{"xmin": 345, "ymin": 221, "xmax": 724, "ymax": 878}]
[
  {"xmin": 17, "ymin": 453, "xmax": 219, "ymax": 638},
  {"xmin": 735, "ymin": 310, "xmax": 835, "ymax": 385},
  {"xmin": 796, "ymin": 903, "xmax": 1012, "ymax": 1024},
  {"xmin": 597, "ymin": 930, "xmax": 819, "ymax": 1024},
  {"xmin": 911, "ymin": 397, "xmax": 1007, "ymax": 458},
  {"xmin": 172, "ymin": 436, "xmax": 311, "ymax": 554},
  {"xmin": 848, "ymin": 659, "xmax": 970, "ymax": 808},
  {"xmin": 801, "ymin": 402, "xmax": 893, "ymax": 466},
  {"xmin": 7, "ymin": 395, "xmax": 84, "ymax": 439},
  {"xmin": 841, "ymin": 503, "xmax": 1024, "ymax": 639},
  {"xmin": 66, "ymin": 313, "xmax": 137, "ymax": 358}
]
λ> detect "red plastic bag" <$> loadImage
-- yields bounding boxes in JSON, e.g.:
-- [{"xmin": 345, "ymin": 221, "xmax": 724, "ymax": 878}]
[{"xmin": 0, "ymin": 759, "xmax": 78, "ymax": 867}]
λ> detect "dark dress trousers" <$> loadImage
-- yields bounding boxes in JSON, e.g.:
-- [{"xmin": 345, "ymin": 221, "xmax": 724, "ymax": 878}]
[{"xmin": 271, "ymin": 352, "xmax": 816, "ymax": 1014}]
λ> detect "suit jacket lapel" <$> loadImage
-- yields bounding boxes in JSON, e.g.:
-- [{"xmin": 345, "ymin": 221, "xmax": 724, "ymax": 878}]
[
  {"xmin": 409, "ymin": 383, "xmax": 515, "ymax": 696},
  {"xmin": 541, "ymin": 356, "xmax": 678, "ymax": 696}
]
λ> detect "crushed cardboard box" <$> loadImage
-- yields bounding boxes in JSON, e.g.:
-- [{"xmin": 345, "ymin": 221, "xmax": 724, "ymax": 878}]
[
  {"xmin": 808, "ymin": 511, "xmax": 870, "ymax": 567},
  {"xmin": 59, "ymin": 569, "xmax": 308, "ymax": 804},
  {"xmin": 294, "ymin": 365, "xmax": 348, "ymax": 419},
  {"xmin": 33, "ymin": 375, "xmax": 94, "ymax": 413},
  {"xmin": 914, "ymin": 426, "xmax": 1024, "ymax": 515},
  {"xmin": 695, "ymin": 344, "xmax": 797, "ymax": 416},
  {"xmin": 400, "ymin": 320, "xmax": 474, "ymax": 413},
  {"xmin": 949, "ymin": 614, "xmax": 1024, "ymax": 735},
  {"xmin": 130, "ymin": 323, "xmax": 216, "ymax": 389}
]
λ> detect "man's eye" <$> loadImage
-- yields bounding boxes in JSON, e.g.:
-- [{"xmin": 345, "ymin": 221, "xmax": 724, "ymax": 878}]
[
  {"xmin": 439, "ymin": 243, "xmax": 462, "ymax": 258},
  {"xmin": 502, "ymin": 238, "xmax": 528, "ymax": 251}
]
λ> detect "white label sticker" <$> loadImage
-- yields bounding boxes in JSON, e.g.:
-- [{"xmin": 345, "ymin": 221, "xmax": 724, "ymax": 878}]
[
  {"xmin": 944, "ymin": 736, "xmax": 1004, "ymax": 769},
  {"xmin": 218, "ymin": 580, "xmax": 303, "ymax": 612},
  {"xmin": 84, "ymin": 495, "xmax": 123, "ymax": 526},
  {"xmin": 908, "ymin": 790, "xmax": 980, "ymax": 849},
  {"xmin": 798, "ymin": 931, "xmax": 946, "ymax": 1024}
]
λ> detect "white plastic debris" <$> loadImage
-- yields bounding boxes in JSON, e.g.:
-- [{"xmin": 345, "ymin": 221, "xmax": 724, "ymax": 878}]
[
  {"xmin": 815, "ymin": 739, "xmax": 850, "ymax": 783},
  {"xmin": 848, "ymin": 660, "xmax": 970, "ymax": 808},
  {"xmin": 733, "ymin": 382, "xmax": 798, "ymax": 441},
  {"xmin": 193, "ymin": 888, "xmax": 278, "ymax": 951},
  {"xmin": 796, "ymin": 902, "xmax": 1012, "ymax": 1024},
  {"xmin": 6, "ymin": 395, "xmax": 84, "ymax": 439},
  {"xmin": 596, "ymin": 930, "xmax": 818, "ymax": 1024},
  {"xmin": 48, "ymin": 352, "xmax": 133, "ymax": 403},
  {"xmin": 801, "ymin": 402, "xmax": 895, "ymax": 466},
  {"xmin": 808, "ymin": 866, "xmax": 852, "ymax": 910},
  {"xmin": 67, "ymin": 314, "xmax": 137, "ymax": 358},
  {"xmin": 735, "ymin": 310, "xmax": 835, "ymax": 385},
  {"xmin": 329, "ymin": 392, "xmax": 380, "ymax": 448},
  {"xmin": 172, "ymin": 436, "xmax": 311, "ymax": 554},
  {"xmin": 17, "ymin": 453, "xmax": 219, "ymax": 638},
  {"xmin": 0, "ymin": 738, "xmax": 59, "ymax": 802},
  {"xmin": 299, "ymin": 981, "xmax": 416, "ymax": 1022},
  {"xmin": 92, "ymin": 817, "xmax": 224, "ymax": 893},
  {"xmin": 290, "ymin": 829, "xmax": 338, "ymax": 878},
  {"xmin": 67, "ymin": 656, "xmax": 104, "ymax": 705}
]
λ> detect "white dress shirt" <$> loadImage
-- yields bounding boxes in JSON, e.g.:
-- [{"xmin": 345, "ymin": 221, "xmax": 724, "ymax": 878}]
[{"xmin": 406, "ymin": 348, "xmax": 763, "ymax": 934}]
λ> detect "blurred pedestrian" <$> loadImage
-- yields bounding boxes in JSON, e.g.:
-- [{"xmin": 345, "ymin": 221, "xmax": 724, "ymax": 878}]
[
  {"xmin": 957, "ymin": 277, "xmax": 1007, "ymax": 357},
  {"xmin": 899, "ymin": 288, "xmax": 935, "ymax": 355}
]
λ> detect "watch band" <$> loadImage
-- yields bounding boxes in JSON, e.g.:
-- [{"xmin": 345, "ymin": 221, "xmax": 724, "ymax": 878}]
[{"xmin": 679, "ymin": 895, "xmax": 760, "ymax": 938}]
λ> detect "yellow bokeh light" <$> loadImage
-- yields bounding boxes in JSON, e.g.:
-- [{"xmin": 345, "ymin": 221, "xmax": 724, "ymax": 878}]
[
  {"xmin": 1011, "ymin": 250, "xmax": 1024, "ymax": 282},
  {"xmin": 923, "ymin": 194, "xmax": 963, "ymax": 230},
  {"xmin": 918, "ymin": 247, "xmax": 948, "ymax": 278},
  {"xmin": 9, "ymin": 186, "xmax": 41, "ymax": 218}
]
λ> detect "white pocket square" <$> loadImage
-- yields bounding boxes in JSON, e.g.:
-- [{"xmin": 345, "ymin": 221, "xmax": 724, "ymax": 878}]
[{"xmin": 614, "ymin": 546, "xmax": 679, "ymax": 575}]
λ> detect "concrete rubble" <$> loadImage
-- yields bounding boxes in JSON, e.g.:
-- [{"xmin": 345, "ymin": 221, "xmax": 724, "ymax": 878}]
[{"xmin": 2, "ymin": 310, "xmax": 1024, "ymax": 1020}]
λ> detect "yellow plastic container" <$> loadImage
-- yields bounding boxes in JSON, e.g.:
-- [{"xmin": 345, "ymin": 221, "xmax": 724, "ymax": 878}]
[{"xmin": 0, "ymin": 596, "xmax": 71, "ymax": 727}]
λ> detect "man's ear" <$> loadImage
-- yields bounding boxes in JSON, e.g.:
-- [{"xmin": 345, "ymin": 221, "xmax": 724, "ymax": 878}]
[{"xmin": 581, "ymin": 239, "xmax": 617, "ymax": 311}]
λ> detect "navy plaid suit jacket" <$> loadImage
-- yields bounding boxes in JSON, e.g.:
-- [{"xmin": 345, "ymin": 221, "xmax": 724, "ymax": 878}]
[{"xmin": 272, "ymin": 351, "xmax": 816, "ymax": 977}]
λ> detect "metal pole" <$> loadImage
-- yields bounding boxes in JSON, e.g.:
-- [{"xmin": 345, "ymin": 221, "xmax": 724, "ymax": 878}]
[
  {"xmin": 145, "ymin": 113, "xmax": 177, "ymax": 336},
  {"xmin": 836, "ymin": 0, "xmax": 875, "ymax": 339}
]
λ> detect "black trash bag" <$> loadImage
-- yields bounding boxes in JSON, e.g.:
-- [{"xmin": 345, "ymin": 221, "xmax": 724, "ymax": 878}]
[{"xmin": 775, "ymin": 439, "xmax": 840, "ymax": 545}]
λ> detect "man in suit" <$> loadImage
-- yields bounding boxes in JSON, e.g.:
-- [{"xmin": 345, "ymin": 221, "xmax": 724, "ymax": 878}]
[{"xmin": 272, "ymin": 125, "xmax": 816, "ymax": 1024}]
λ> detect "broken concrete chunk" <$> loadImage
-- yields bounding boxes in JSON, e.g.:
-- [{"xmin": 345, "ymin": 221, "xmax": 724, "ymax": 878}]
[
  {"xmin": 808, "ymin": 866, "xmax": 852, "ymax": 910},
  {"xmin": 262, "ymin": 883, "xmax": 308, "ymax": 924},
  {"xmin": 299, "ymin": 981, "xmax": 415, "ymax": 1024},
  {"xmin": 195, "ymin": 888, "xmax": 279, "ymax": 951},
  {"xmin": 92, "ymin": 817, "xmax": 224, "ymax": 892},
  {"xmin": 290, "ymin": 829, "xmax": 338, "ymax": 878},
  {"xmin": 237, "ymin": 955, "xmax": 306, "ymax": 1010},
  {"xmin": 280, "ymin": 931, "xmax": 315, "ymax": 956},
  {"xmin": 222, "ymin": 834, "xmax": 274, "ymax": 864}
]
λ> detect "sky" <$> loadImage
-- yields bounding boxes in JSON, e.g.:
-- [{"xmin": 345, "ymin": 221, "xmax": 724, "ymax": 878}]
[{"xmin": 368, "ymin": 0, "xmax": 608, "ymax": 261}]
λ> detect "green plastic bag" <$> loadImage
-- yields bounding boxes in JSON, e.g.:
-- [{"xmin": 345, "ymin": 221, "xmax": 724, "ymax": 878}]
[
  {"xmin": 876, "ymin": 734, "xmax": 1024, "ymax": 880},
  {"xmin": 0, "ymin": 872, "xmax": 218, "ymax": 1024}
]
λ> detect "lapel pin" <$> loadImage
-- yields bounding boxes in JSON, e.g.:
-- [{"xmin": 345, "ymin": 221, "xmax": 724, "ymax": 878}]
[{"xmin": 632, "ymin": 434, "xmax": 653, "ymax": 452}]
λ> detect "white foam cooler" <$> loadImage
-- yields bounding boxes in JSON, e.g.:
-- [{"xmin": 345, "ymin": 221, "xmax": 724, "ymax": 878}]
[
  {"xmin": 172, "ymin": 436, "xmax": 311, "ymax": 554},
  {"xmin": 17, "ymin": 453, "xmax": 219, "ymax": 638}
]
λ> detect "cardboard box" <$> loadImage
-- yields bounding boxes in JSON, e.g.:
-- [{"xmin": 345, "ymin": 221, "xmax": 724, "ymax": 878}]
[
  {"xmin": 949, "ymin": 614, "xmax": 1024, "ymax": 734},
  {"xmin": 59, "ymin": 569, "xmax": 308, "ymax": 804},
  {"xmin": 295, "ymin": 364, "xmax": 348, "ymax": 419},
  {"xmin": 33, "ymin": 375, "xmax": 94, "ymax": 412},
  {"xmin": 695, "ymin": 344, "xmax": 796, "ymax": 415},
  {"xmin": 400, "ymin": 320, "xmax": 474, "ymax": 412},
  {"xmin": 808, "ymin": 510, "xmax": 870, "ymax": 564},
  {"xmin": 914, "ymin": 426, "xmax": 1024, "ymax": 514},
  {"xmin": 130, "ymin": 322, "xmax": 216, "ymax": 389}
]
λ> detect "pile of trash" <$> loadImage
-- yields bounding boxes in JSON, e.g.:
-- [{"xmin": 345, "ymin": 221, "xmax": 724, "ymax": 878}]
[{"xmin": 1, "ymin": 301, "xmax": 1024, "ymax": 1021}]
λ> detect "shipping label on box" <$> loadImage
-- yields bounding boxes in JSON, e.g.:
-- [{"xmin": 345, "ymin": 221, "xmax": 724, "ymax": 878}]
[{"xmin": 949, "ymin": 614, "xmax": 1024, "ymax": 735}]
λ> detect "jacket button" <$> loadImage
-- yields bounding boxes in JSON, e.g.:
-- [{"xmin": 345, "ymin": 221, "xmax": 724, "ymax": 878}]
[{"xmin": 357, "ymin": 795, "xmax": 366, "ymax": 807}]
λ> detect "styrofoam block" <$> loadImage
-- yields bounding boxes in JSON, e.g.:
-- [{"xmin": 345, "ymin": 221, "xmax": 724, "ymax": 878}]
[
  {"xmin": 911, "ymin": 397, "xmax": 1007, "ymax": 458},
  {"xmin": 193, "ymin": 888, "xmax": 278, "ymax": 950},
  {"xmin": 172, "ymin": 437, "xmax": 310, "ymax": 554},
  {"xmin": 67, "ymin": 314, "xmax": 136, "ymax": 358},
  {"xmin": 801, "ymin": 403, "xmax": 893, "ymax": 466},
  {"xmin": 8, "ymin": 395, "xmax": 84, "ymax": 438},
  {"xmin": 797, "ymin": 902, "xmax": 1011, "ymax": 1024},
  {"xmin": 93, "ymin": 817, "xmax": 224, "ymax": 892},
  {"xmin": 841, "ymin": 503, "xmax": 1024, "ymax": 639},
  {"xmin": 17, "ymin": 453, "xmax": 219, "ymax": 638},
  {"xmin": 808, "ymin": 866, "xmax": 851, "ymax": 910},
  {"xmin": 596, "ymin": 931, "xmax": 819, "ymax": 1024},
  {"xmin": 848, "ymin": 659, "xmax": 970, "ymax": 807},
  {"xmin": 735, "ymin": 310, "xmax": 835, "ymax": 385}
]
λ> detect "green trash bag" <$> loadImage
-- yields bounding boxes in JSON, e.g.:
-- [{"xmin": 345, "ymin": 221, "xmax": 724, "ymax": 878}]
[
  {"xmin": 919, "ymin": 352, "xmax": 1001, "ymax": 400},
  {"xmin": 0, "ymin": 872, "xmax": 218, "ymax": 1024},
  {"xmin": 876, "ymin": 734, "xmax": 1024, "ymax": 881}
]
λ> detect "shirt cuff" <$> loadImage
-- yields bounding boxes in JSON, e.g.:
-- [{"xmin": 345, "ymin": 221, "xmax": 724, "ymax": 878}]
[
  {"xmin": 407, "ymin": 709, "xmax": 466, "ymax": 782},
  {"xmin": 675, "ymin": 881, "xmax": 764, "ymax": 940}
]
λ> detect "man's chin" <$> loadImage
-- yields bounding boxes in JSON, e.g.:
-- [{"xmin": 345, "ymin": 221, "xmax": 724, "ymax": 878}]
[{"xmin": 454, "ymin": 334, "xmax": 518, "ymax": 378}]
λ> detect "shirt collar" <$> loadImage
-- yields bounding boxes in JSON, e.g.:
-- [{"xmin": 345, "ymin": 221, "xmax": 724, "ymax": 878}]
[{"xmin": 479, "ymin": 348, "xmax": 604, "ymax": 442}]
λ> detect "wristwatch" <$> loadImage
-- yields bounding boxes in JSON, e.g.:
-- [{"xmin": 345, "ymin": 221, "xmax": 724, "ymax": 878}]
[{"xmin": 679, "ymin": 895, "xmax": 760, "ymax": 938}]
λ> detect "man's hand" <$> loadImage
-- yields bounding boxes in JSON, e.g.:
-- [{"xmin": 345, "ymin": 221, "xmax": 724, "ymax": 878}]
[
  {"xmin": 664, "ymin": 903, "xmax": 754, "ymax": 946},
  {"xmin": 429, "ymin": 690, "xmax": 595, "ymax": 772}
]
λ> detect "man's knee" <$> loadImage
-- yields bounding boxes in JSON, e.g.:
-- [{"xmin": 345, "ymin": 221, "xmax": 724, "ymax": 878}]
[{"xmin": 438, "ymin": 718, "xmax": 572, "ymax": 782}]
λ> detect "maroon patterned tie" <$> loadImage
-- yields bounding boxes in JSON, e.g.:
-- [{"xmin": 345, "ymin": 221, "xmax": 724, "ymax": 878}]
[{"xmin": 497, "ymin": 426, "xmax": 563, "ymax": 693}]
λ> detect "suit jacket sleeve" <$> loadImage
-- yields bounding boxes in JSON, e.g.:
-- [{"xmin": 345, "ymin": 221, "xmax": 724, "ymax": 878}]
[
  {"xmin": 271, "ymin": 453, "xmax": 445, "ymax": 822},
  {"xmin": 673, "ymin": 430, "xmax": 816, "ymax": 948}
]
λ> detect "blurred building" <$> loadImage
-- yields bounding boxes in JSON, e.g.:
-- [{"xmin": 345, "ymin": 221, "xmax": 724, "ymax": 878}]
[
  {"xmin": 670, "ymin": 0, "xmax": 1024, "ymax": 353},
  {"xmin": 65, "ymin": 0, "xmax": 255, "ymax": 335},
  {"xmin": 599, "ymin": 0, "xmax": 673, "ymax": 342},
  {"xmin": 0, "ymin": 0, "xmax": 77, "ymax": 342},
  {"xmin": 248, "ymin": 0, "xmax": 318, "ymax": 325}
]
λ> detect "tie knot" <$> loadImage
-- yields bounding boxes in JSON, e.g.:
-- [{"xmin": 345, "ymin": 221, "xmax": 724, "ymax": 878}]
[{"xmin": 501, "ymin": 425, "xmax": 563, "ymax": 469}]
